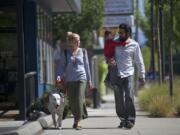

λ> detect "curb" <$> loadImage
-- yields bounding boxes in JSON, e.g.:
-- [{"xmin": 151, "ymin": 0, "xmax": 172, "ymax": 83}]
[
  {"xmin": 1, "ymin": 121, "xmax": 42, "ymax": 135},
  {"xmin": 1, "ymin": 115, "xmax": 53, "ymax": 135},
  {"xmin": 38, "ymin": 115, "xmax": 53, "ymax": 129}
]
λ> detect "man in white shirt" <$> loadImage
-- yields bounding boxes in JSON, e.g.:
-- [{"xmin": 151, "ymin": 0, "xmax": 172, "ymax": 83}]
[{"xmin": 109, "ymin": 23, "xmax": 145, "ymax": 129}]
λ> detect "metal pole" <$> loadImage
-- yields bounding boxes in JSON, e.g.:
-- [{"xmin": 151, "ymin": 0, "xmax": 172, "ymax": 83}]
[
  {"xmin": 150, "ymin": 0, "xmax": 155, "ymax": 80},
  {"xmin": 169, "ymin": 0, "xmax": 174, "ymax": 97},
  {"xmin": 135, "ymin": 0, "xmax": 139, "ymax": 42},
  {"xmin": 17, "ymin": 0, "xmax": 26, "ymax": 120},
  {"xmin": 156, "ymin": 0, "xmax": 162, "ymax": 85},
  {"xmin": 159, "ymin": 0, "xmax": 165, "ymax": 82},
  {"xmin": 134, "ymin": 0, "xmax": 139, "ymax": 95}
]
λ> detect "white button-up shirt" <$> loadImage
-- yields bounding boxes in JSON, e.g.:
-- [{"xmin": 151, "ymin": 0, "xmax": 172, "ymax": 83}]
[{"xmin": 115, "ymin": 38, "xmax": 145, "ymax": 78}]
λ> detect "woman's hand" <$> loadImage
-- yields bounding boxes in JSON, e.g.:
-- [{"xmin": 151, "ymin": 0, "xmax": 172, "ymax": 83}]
[
  {"xmin": 56, "ymin": 76, "xmax": 65, "ymax": 86},
  {"xmin": 56, "ymin": 76, "xmax": 61, "ymax": 83},
  {"xmin": 88, "ymin": 81, "xmax": 93, "ymax": 90}
]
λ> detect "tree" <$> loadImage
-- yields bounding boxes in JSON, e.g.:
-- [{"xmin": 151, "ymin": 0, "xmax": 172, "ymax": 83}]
[
  {"xmin": 139, "ymin": 0, "xmax": 180, "ymax": 54},
  {"xmin": 137, "ymin": 0, "xmax": 180, "ymax": 78},
  {"xmin": 53, "ymin": 0, "xmax": 104, "ymax": 47}
]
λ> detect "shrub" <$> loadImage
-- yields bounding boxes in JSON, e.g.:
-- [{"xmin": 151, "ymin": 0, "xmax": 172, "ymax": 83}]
[
  {"xmin": 138, "ymin": 89, "xmax": 150, "ymax": 110},
  {"xmin": 173, "ymin": 77, "xmax": 180, "ymax": 116},
  {"xmin": 174, "ymin": 94, "xmax": 180, "ymax": 116},
  {"xmin": 148, "ymin": 95, "xmax": 174, "ymax": 117},
  {"xmin": 138, "ymin": 83, "xmax": 168, "ymax": 111},
  {"xmin": 138, "ymin": 76, "xmax": 180, "ymax": 117},
  {"xmin": 175, "ymin": 99, "xmax": 180, "ymax": 115},
  {"xmin": 30, "ymin": 91, "xmax": 50, "ymax": 114}
]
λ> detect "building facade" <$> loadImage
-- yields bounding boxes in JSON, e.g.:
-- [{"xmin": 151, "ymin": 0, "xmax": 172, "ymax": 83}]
[{"xmin": 0, "ymin": 0, "xmax": 80, "ymax": 120}]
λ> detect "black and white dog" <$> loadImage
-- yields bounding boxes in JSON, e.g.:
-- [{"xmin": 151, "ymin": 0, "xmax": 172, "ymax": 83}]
[{"xmin": 48, "ymin": 90, "xmax": 65, "ymax": 129}]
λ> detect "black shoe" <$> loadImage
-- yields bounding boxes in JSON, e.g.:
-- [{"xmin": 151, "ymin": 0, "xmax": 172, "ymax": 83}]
[
  {"xmin": 118, "ymin": 121, "xmax": 125, "ymax": 128},
  {"xmin": 73, "ymin": 123, "xmax": 82, "ymax": 130},
  {"xmin": 75, "ymin": 125, "xmax": 82, "ymax": 130},
  {"xmin": 125, "ymin": 121, "xmax": 134, "ymax": 129},
  {"xmin": 73, "ymin": 124, "xmax": 76, "ymax": 128}
]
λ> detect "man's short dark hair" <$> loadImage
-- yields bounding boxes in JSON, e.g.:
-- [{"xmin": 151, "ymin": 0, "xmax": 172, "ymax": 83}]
[
  {"xmin": 119, "ymin": 23, "xmax": 131, "ymax": 35},
  {"xmin": 104, "ymin": 30, "xmax": 111, "ymax": 36}
]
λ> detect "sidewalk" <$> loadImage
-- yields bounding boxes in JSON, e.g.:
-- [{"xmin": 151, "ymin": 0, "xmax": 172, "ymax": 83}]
[
  {"xmin": 40, "ymin": 94, "xmax": 180, "ymax": 135},
  {"xmin": 1, "ymin": 94, "xmax": 180, "ymax": 135},
  {"xmin": 0, "ymin": 120, "xmax": 24, "ymax": 135}
]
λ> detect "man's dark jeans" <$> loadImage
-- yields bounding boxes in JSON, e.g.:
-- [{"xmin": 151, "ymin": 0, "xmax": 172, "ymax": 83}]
[{"xmin": 114, "ymin": 76, "xmax": 136, "ymax": 124}]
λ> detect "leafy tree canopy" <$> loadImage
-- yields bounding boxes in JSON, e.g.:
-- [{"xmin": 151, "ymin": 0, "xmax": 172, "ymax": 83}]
[
  {"xmin": 53, "ymin": 0, "xmax": 104, "ymax": 47},
  {"xmin": 138, "ymin": 0, "xmax": 180, "ymax": 54}
]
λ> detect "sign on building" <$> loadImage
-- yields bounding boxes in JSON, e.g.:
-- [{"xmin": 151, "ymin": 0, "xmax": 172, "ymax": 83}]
[
  {"xmin": 103, "ymin": 15, "xmax": 134, "ymax": 28},
  {"xmin": 104, "ymin": 0, "xmax": 133, "ymax": 15}
]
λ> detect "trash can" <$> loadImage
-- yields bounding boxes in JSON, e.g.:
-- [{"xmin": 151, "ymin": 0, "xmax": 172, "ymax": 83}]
[{"xmin": 25, "ymin": 71, "xmax": 36, "ymax": 109}]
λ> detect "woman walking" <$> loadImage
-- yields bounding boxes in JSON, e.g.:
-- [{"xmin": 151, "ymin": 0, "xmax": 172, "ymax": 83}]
[{"xmin": 56, "ymin": 32, "xmax": 92, "ymax": 130}]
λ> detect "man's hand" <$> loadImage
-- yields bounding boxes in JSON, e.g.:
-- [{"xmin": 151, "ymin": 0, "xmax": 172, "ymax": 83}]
[
  {"xmin": 108, "ymin": 58, "xmax": 116, "ymax": 66},
  {"xmin": 139, "ymin": 78, "xmax": 146, "ymax": 87}
]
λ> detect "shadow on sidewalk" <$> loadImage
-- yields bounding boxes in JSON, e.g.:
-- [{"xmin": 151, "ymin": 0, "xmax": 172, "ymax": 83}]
[
  {"xmin": 0, "ymin": 110, "xmax": 19, "ymax": 121},
  {"xmin": 44, "ymin": 127, "xmax": 118, "ymax": 130}
]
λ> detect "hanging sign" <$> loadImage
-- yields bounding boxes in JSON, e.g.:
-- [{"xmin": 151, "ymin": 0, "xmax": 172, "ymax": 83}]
[{"xmin": 104, "ymin": 0, "xmax": 133, "ymax": 15}]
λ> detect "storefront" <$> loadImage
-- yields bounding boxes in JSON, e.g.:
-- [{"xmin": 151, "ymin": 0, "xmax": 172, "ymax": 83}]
[{"xmin": 0, "ymin": 0, "xmax": 80, "ymax": 120}]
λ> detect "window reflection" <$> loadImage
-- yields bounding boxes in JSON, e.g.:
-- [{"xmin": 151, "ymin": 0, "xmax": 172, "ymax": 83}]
[
  {"xmin": 36, "ymin": 6, "xmax": 54, "ymax": 85},
  {"xmin": 0, "ymin": 6, "xmax": 16, "ymax": 27},
  {"xmin": 0, "ymin": 6, "xmax": 18, "ymax": 107}
]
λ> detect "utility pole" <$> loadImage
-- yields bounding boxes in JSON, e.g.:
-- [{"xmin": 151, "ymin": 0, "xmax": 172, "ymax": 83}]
[
  {"xmin": 156, "ymin": 1, "xmax": 162, "ymax": 85},
  {"xmin": 135, "ymin": 0, "xmax": 139, "ymax": 42},
  {"xmin": 134, "ymin": 0, "xmax": 139, "ymax": 95},
  {"xmin": 169, "ymin": 0, "xmax": 174, "ymax": 97},
  {"xmin": 150, "ymin": 0, "xmax": 155, "ymax": 80},
  {"xmin": 159, "ymin": 0, "xmax": 165, "ymax": 82}
]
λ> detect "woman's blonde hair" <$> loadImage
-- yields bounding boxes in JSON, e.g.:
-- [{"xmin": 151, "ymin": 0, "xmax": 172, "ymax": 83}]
[{"xmin": 67, "ymin": 31, "xmax": 80, "ymax": 41}]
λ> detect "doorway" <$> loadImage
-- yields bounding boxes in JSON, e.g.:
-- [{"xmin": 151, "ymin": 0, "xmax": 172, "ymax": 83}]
[{"xmin": 0, "ymin": 5, "xmax": 19, "ymax": 110}]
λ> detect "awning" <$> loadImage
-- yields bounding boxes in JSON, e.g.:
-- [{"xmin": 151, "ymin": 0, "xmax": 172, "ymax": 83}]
[{"xmin": 38, "ymin": 0, "xmax": 81, "ymax": 13}]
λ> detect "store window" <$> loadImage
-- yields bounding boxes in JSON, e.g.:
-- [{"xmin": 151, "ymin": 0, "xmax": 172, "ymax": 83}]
[
  {"xmin": 36, "ymin": 6, "xmax": 54, "ymax": 86},
  {"xmin": 0, "ymin": 6, "xmax": 16, "ymax": 28},
  {"xmin": 0, "ymin": 6, "xmax": 18, "ymax": 107}
]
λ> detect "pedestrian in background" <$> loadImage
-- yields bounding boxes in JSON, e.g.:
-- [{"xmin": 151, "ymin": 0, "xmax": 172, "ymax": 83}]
[{"xmin": 56, "ymin": 32, "xmax": 93, "ymax": 130}]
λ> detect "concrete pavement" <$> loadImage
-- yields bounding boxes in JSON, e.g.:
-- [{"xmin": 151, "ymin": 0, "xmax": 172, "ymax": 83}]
[
  {"xmin": 41, "ymin": 117, "xmax": 180, "ymax": 135},
  {"xmin": 40, "ymin": 94, "xmax": 180, "ymax": 135},
  {"xmin": 0, "ymin": 120, "xmax": 24, "ymax": 135},
  {"xmin": 1, "ymin": 94, "xmax": 180, "ymax": 135}
]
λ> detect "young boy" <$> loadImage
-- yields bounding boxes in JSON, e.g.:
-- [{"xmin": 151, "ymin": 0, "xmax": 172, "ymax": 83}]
[
  {"xmin": 103, "ymin": 30, "xmax": 128, "ymax": 88},
  {"xmin": 103, "ymin": 31, "xmax": 119, "ymax": 88}
]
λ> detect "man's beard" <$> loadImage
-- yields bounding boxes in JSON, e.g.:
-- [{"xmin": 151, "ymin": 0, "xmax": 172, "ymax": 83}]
[{"xmin": 119, "ymin": 36, "xmax": 128, "ymax": 42}]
